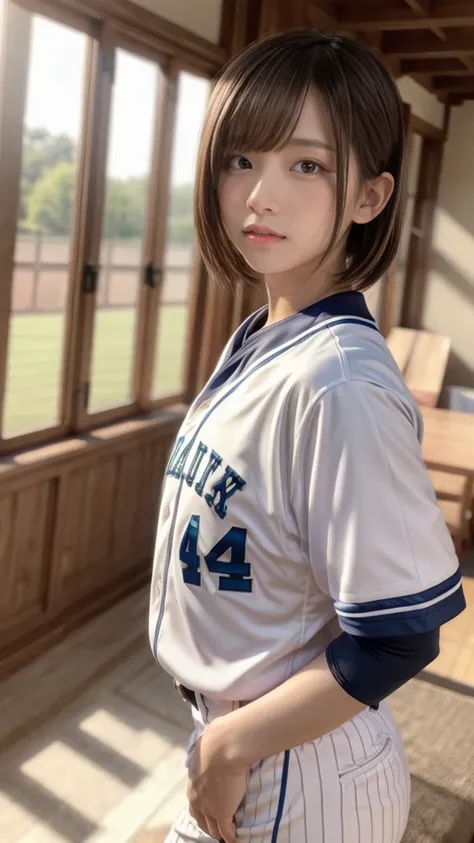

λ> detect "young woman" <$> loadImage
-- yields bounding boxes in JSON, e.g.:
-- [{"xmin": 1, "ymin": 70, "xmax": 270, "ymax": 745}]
[{"xmin": 149, "ymin": 29, "xmax": 465, "ymax": 843}]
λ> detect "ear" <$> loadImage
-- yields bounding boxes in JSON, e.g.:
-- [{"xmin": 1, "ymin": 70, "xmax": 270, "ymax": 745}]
[{"xmin": 352, "ymin": 172, "xmax": 395, "ymax": 225}]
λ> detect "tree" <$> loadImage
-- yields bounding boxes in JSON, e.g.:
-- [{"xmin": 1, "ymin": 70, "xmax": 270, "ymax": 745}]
[
  {"xmin": 19, "ymin": 128, "xmax": 76, "ymax": 226},
  {"xmin": 26, "ymin": 161, "xmax": 75, "ymax": 235},
  {"xmin": 22, "ymin": 127, "xmax": 75, "ymax": 186},
  {"xmin": 21, "ymin": 130, "xmax": 196, "ymax": 243},
  {"xmin": 103, "ymin": 178, "xmax": 147, "ymax": 239},
  {"xmin": 168, "ymin": 182, "xmax": 194, "ymax": 217},
  {"xmin": 167, "ymin": 182, "xmax": 194, "ymax": 244}
]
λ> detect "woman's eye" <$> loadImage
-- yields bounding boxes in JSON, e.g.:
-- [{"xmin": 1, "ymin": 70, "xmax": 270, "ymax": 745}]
[
  {"xmin": 293, "ymin": 160, "xmax": 322, "ymax": 175},
  {"xmin": 228, "ymin": 155, "xmax": 252, "ymax": 170}
]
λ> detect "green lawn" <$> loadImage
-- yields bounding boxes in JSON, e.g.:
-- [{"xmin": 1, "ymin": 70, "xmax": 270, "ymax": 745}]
[{"xmin": 3, "ymin": 305, "xmax": 189, "ymax": 436}]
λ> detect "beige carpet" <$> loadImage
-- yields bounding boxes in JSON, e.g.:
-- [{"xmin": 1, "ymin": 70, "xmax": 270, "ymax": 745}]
[{"xmin": 389, "ymin": 676, "xmax": 474, "ymax": 843}]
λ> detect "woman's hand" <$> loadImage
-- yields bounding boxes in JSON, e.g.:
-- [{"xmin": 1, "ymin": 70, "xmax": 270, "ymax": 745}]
[{"xmin": 187, "ymin": 716, "xmax": 248, "ymax": 843}]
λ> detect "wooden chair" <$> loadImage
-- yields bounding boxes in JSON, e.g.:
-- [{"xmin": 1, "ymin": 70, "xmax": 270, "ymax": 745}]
[
  {"xmin": 386, "ymin": 327, "xmax": 451, "ymax": 408},
  {"xmin": 428, "ymin": 469, "xmax": 472, "ymax": 555}
]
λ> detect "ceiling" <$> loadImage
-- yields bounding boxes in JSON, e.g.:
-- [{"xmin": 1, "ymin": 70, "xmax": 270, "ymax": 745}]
[{"xmin": 305, "ymin": 0, "xmax": 474, "ymax": 105}]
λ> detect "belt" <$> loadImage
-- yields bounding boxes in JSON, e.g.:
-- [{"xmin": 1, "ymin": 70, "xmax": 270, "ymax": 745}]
[{"xmin": 174, "ymin": 681, "xmax": 197, "ymax": 708}]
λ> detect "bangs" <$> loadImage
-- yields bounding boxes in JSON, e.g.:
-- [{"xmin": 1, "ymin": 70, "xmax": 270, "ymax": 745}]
[{"xmin": 208, "ymin": 47, "xmax": 313, "ymax": 176}]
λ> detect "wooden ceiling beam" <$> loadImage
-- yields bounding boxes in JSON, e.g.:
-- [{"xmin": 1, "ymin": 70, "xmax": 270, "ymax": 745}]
[
  {"xmin": 401, "ymin": 57, "xmax": 472, "ymax": 72},
  {"xmin": 403, "ymin": 0, "xmax": 448, "ymax": 43},
  {"xmin": 339, "ymin": 5, "xmax": 474, "ymax": 32},
  {"xmin": 449, "ymin": 90, "xmax": 474, "ymax": 103},
  {"xmin": 382, "ymin": 29, "xmax": 474, "ymax": 57},
  {"xmin": 306, "ymin": 0, "xmax": 337, "ymax": 29},
  {"xmin": 403, "ymin": 0, "xmax": 430, "ymax": 14},
  {"xmin": 432, "ymin": 73, "xmax": 474, "ymax": 89}
]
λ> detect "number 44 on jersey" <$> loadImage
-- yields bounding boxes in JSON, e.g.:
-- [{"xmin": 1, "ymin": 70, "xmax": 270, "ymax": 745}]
[{"xmin": 180, "ymin": 515, "xmax": 252, "ymax": 593}]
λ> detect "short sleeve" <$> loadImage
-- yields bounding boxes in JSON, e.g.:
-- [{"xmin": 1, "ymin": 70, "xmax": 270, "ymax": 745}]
[{"xmin": 292, "ymin": 380, "xmax": 465, "ymax": 636}]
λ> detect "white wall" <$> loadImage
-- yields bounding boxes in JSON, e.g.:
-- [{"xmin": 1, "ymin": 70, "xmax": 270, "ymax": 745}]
[
  {"xmin": 132, "ymin": 0, "xmax": 223, "ymax": 43},
  {"xmin": 421, "ymin": 102, "xmax": 474, "ymax": 391},
  {"xmin": 397, "ymin": 76, "xmax": 445, "ymax": 130}
]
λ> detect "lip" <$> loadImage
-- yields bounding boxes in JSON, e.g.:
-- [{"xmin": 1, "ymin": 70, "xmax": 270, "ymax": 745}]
[
  {"xmin": 243, "ymin": 225, "xmax": 286, "ymax": 245},
  {"xmin": 243, "ymin": 225, "xmax": 285, "ymax": 237}
]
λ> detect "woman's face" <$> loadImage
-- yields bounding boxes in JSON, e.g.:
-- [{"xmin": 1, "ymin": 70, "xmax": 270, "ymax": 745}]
[{"xmin": 218, "ymin": 88, "xmax": 363, "ymax": 280}]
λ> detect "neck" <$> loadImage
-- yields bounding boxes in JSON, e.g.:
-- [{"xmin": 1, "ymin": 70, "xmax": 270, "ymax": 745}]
[{"xmin": 263, "ymin": 257, "xmax": 343, "ymax": 327}]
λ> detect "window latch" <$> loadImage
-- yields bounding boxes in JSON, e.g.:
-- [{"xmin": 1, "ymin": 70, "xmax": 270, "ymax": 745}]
[
  {"xmin": 144, "ymin": 262, "xmax": 162, "ymax": 289},
  {"xmin": 82, "ymin": 264, "xmax": 99, "ymax": 294}
]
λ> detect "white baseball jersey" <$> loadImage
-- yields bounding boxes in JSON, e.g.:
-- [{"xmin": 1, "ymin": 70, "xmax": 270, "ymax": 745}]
[{"xmin": 149, "ymin": 291, "xmax": 464, "ymax": 702}]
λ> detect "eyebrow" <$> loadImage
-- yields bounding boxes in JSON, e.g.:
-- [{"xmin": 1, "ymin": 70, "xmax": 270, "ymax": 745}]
[{"xmin": 286, "ymin": 138, "xmax": 336, "ymax": 152}]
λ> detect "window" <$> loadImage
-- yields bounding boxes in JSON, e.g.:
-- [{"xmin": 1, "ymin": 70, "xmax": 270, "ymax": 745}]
[
  {"xmin": 3, "ymin": 15, "xmax": 87, "ymax": 437},
  {"xmin": 88, "ymin": 49, "xmax": 162, "ymax": 413},
  {"xmin": 0, "ymin": 0, "xmax": 214, "ymax": 452},
  {"xmin": 152, "ymin": 71, "xmax": 211, "ymax": 399}
]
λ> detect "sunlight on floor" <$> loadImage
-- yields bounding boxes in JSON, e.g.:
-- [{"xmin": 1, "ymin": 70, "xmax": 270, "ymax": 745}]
[{"xmin": 1, "ymin": 570, "xmax": 474, "ymax": 843}]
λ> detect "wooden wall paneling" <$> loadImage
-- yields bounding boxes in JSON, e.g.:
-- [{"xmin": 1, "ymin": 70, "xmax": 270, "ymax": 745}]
[
  {"xmin": 0, "ymin": 415, "xmax": 184, "ymax": 678},
  {"xmin": 0, "ymin": 480, "xmax": 57, "ymax": 640},
  {"xmin": 81, "ymin": 457, "xmax": 118, "ymax": 577},
  {"xmin": 12, "ymin": 481, "xmax": 56, "ymax": 615},
  {"xmin": 0, "ymin": 493, "xmax": 18, "ymax": 622},
  {"xmin": 112, "ymin": 445, "xmax": 148, "ymax": 569},
  {"xmin": 136, "ymin": 440, "xmax": 160, "ymax": 558},
  {"xmin": 136, "ymin": 434, "xmax": 174, "ymax": 559},
  {"xmin": 48, "ymin": 458, "xmax": 118, "ymax": 608},
  {"xmin": 54, "ymin": 467, "xmax": 89, "ymax": 599}
]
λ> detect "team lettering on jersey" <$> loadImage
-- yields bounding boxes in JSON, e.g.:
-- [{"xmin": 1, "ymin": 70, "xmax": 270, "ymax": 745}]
[
  {"xmin": 166, "ymin": 436, "xmax": 252, "ymax": 592},
  {"xmin": 167, "ymin": 435, "xmax": 246, "ymax": 520}
]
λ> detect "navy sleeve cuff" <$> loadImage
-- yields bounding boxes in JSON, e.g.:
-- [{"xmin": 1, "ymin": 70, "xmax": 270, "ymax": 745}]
[{"xmin": 326, "ymin": 628, "xmax": 440, "ymax": 707}]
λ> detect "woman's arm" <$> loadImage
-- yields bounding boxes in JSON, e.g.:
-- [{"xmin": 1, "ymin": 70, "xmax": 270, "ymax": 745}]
[
  {"xmin": 209, "ymin": 648, "xmax": 363, "ymax": 772},
  {"xmin": 186, "ymin": 648, "xmax": 359, "ymax": 842},
  {"xmin": 187, "ymin": 629, "xmax": 440, "ymax": 840},
  {"xmin": 205, "ymin": 629, "xmax": 440, "ymax": 771}
]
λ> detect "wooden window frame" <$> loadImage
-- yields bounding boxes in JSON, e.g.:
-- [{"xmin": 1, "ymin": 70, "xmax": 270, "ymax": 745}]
[
  {"xmin": 400, "ymin": 109, "xmax": 448, "ymax": 329},
  {"xmin": 75, "ymin": 42, "xmax": 213, "ymax": 430},
  {"xmin": 14, "ymin": 0, "xmax": 226, "ymax": 72},
  {"xmin": 73, "ymin": 33, "xmax": 174, "ymax": 431},
  {"xmin": 376, "ymin": 103, "xmax": 448, "ymax": 338},
  {"xmin": 0, "ymin": 2, "xmax": 34, "ymax": 450},
  {"xmin": 0, "ymin": 1, "xmax": 102, "ymax": 454},
  {"xmin": 0, "ymin": 0, "xmax": 221, "ymax": 454}
]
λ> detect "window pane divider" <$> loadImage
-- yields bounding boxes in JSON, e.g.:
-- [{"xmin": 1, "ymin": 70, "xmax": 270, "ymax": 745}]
[
  {"xmin": 73, "ymin": 34, "xmax": 115, "ymax": 431},
  {"xmin": 0, "ymin": 2, "xmax": 32, "ymax": 443},
  {"xmin": 135, "ymin": 57, "xmax": 179, "ymax": 411}
]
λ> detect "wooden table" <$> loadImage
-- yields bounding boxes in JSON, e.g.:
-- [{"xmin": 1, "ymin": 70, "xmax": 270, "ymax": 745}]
[{"xmin": 421, "ymin": 406, "xmax": 474, "ymax": 477}]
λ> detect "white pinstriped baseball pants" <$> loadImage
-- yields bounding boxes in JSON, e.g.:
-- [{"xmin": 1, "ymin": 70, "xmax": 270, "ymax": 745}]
[{"xmin": 165, "ymin": 697, "xmax": 411, "ymax": 843}]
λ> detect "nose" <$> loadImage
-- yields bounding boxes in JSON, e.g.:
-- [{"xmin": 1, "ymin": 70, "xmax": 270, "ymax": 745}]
[{"xmin": 246, "ymin": 177, "xmax": 280, "ymax": 216}]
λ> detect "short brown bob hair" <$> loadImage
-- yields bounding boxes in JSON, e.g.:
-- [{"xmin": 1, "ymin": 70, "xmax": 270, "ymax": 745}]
[{"xmin": 194, "ymin": 29, "xmax": 406, "ymax": 292}]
